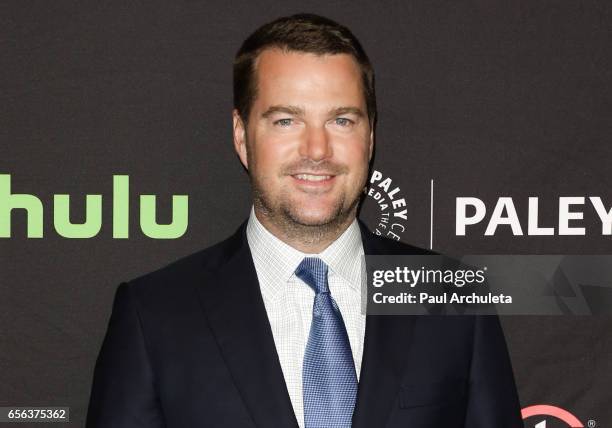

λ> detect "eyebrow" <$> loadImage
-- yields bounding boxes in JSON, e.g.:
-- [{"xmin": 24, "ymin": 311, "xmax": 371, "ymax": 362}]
[
  {"xmin": 330, "ymin": 106, "xmax": 365, "ymax": 117},
  {"xmin": 261, "ymin": 105, "xmax": 304, "ymax": 118},
  {"xmin": 261, "ymin": 105, "xmax": 365, "ymax": 119}
]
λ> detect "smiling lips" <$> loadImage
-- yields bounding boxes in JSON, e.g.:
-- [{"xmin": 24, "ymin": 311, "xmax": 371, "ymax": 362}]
[
  {"xmin": 294, "ymin": 173, "xmax": 332, "ymax": 181},
  {"xmin": 291, "ymin": 173, "xmax": 336, "ymax": 187}
]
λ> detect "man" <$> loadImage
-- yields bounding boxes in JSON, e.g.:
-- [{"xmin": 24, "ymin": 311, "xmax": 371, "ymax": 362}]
[{"xmin": 87, "ymin": 14, "xmax": 522, "ymax": 427}]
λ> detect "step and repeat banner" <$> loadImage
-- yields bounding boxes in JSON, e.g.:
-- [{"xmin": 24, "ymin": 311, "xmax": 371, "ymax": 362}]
[{"xmin": 2, "ymin": 2, "xmax": 611, "ymax": 427}]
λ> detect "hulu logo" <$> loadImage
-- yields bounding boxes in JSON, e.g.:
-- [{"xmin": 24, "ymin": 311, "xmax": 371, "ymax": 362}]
[{"xmin": 0, "ymin": 174, "xmax": 188, "ymax": 239}]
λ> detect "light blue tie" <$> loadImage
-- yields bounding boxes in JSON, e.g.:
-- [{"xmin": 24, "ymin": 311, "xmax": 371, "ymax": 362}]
[{"xmin": 296, "ymin": 257, "xmax": 358, "ymax": 428}]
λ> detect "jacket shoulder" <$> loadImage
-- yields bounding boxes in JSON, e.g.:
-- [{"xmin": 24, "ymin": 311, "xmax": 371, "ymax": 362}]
[
  {"xmin": 359, "ymin": 220, "xmax": 438, "ymax": 256},
  {"xmin": 125, "ymin": 222, "xmax": 246, "ymax": 298}
]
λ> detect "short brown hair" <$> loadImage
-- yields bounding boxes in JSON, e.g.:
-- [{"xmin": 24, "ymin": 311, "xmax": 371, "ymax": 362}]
[{"xmin": 233, "ymin": 14, "xmax": 376, "ymax": 125}]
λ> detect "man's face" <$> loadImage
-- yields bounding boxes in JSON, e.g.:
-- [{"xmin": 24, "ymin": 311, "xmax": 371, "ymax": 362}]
[{"xmin": 233, "ymin": 48, "xmax": 374, "ymax": 229}]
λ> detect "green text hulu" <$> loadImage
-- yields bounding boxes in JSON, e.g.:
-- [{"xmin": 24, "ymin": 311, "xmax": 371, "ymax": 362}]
[{"xmin": 0, "ymin": 174, "xmax": 188, "ymax": 239}]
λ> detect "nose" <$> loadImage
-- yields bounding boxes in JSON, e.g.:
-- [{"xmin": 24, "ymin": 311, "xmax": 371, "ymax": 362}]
[{"xmin": 299, "ymin": 125, "xmax": 333, "ymax": 161}]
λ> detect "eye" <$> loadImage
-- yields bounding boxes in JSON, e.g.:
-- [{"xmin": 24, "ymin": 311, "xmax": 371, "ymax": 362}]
[
  {"xmin": 274, "ymin": 118, "xmax": 293, "ymax": 127},
  {"xmin": 334, "ymin": 117, "xmax": 353, "ymax": 127}
]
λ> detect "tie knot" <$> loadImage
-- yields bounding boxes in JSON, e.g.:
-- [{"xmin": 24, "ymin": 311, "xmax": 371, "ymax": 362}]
[{"xmin": 295, "ymin": 257, "xmax": 329, "ymax": 294}]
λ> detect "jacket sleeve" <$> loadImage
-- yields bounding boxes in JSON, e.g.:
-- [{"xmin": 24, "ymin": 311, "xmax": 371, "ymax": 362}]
[
  {"xmin": 463, "ymin": 315, "xmax": 523, "ymax": 428},
  {"xmin": 86, "ymin": 283, "xmax": 165, "ymax": 428}
]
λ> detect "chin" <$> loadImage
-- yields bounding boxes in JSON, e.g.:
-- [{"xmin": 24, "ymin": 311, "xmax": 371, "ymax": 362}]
[{"xmin": 285, "ymin": 206, "xmax": 345, "ymax": 227}]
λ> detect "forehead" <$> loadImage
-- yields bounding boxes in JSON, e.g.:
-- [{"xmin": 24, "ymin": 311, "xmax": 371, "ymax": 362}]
[{"xmin": 252, "ymin": 48, "xmax": 365, "ymax": 110}]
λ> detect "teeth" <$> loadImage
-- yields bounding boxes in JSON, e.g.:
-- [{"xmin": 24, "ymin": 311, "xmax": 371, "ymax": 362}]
[{"xmin": 295, "ymin": 174, "xmax": 331, "ymax": 181}]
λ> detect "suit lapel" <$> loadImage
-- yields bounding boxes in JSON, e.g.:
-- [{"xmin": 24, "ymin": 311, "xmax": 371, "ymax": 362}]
[
  {"xmin": 352, "ymin": 221, "xmax": 418, "ymax": 428},
  {"xmin": 195, "ymin": 223, "xmax": 299, "ymax": 428}
]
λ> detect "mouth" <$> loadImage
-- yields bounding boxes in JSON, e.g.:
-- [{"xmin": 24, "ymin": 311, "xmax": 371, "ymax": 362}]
[
  {"xmin": 293, "ymin": 173, "xmax": 333, "ymax": 181},
  {"xmin": 290, "ymin": 173, "xmax": 336, "ymax": 187}
]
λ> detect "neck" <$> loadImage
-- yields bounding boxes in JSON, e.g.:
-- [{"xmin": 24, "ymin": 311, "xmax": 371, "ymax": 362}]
[{"xmin": 253, "ymin": 206, "xmax": 357, "ymax": 254}]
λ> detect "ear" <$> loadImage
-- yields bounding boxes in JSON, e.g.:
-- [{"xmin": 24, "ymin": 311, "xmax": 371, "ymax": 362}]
[
  {"xmin": 368, "ymin": 127, "xmax": 375, "ymax": 161},
  {"xmin": 233, "ymin": 110, "xmax": 248, "ymax": 169}
]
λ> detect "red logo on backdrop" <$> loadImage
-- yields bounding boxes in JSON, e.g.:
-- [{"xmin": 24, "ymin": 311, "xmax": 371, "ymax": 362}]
[{"xmin": 522, "ymin": 405, "xmax": 584, "ymax": 427}]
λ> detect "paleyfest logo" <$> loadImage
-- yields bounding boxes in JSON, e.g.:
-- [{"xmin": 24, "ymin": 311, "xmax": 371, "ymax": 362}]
[
  {"xmin": 365, "ymin": 170, "xmax": 409, "ymax": 241},
  {"xmin": 0, "ymin": 174, "xmax": 188, "ymax": 239},
  {"xmin": 456, "ymin": 197, "xmax": 612, "ymax": 237},
  {"xmin": 522, "ymin": 404, "xmax": 592, "ymax": 428}
]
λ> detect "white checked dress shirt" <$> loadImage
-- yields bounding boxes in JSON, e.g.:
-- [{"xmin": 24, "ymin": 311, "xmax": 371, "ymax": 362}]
[{"xmin": 246, "ymin": 208, "xmax": 366, "ymax": 428}]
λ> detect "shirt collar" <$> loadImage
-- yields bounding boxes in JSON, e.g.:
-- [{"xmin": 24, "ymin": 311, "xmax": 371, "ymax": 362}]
[{"xmin": 246, "ymin": 207, "xmax": 364, "ymax": 299}]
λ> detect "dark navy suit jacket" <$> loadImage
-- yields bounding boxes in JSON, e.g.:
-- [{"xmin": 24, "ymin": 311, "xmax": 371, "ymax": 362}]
[{"xmin": 87, "ymin": 220, "xmax": 523, "ymax": 427}]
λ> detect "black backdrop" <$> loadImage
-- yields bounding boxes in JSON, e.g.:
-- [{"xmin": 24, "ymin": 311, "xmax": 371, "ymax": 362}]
[{"xmin": 2, "ymin": 1, "xmax": 611, "ymax": 427}]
